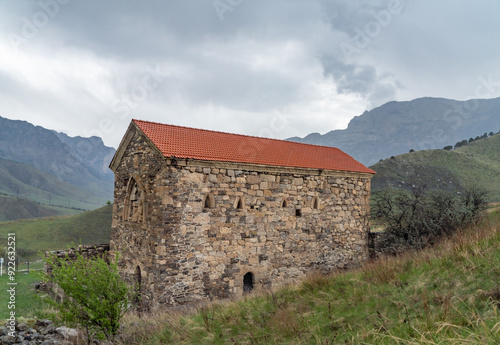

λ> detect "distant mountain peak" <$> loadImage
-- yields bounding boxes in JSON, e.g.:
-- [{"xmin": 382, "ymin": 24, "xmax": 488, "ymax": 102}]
[
  {"xmin": 0, "ymin": 115, "xmax": 115, "ymax": 213},
  {"xmin": 289, "ymin": 97, "xmax": 500, "ymax": 166}
]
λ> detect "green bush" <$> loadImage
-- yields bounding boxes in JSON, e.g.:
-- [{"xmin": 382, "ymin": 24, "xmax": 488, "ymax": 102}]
[
  {"xmin": 43, "ymin": 252, "xmax": 134, "ymax": 342},
  {"xmin": 372, "ymin": 185, "xmax": 487, "ymax": 254}
]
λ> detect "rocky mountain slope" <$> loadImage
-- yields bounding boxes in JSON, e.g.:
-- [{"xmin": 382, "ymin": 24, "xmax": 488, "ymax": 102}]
[
  {"xmin": 0, "ymin": 116, "xmax": 115, "ymax": 219},
  {"xmin": 289, "ymin": 97, "xmax": 500, "ymax": 166}
]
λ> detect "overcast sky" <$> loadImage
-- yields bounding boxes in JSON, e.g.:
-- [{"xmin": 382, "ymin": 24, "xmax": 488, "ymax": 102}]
[{"xmin": 1, "ymin": 0, "xmax": 499, "ymax": 148}]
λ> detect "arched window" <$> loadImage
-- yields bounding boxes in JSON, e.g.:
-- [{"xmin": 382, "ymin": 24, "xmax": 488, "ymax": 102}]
[
  {"xmin": 312, "ymin": 196, "xmax": 319, "ymax": 210},
  {"xmin": 281, "ymin": 198, "xmax": 288, "ymax": 208},
  {"xmin": 243, "ymin": 272, "xmax": 254, "ymax": 293},
  {"xmin": 134, "ymin": 265, "xmax": 142, "ymax": 303},
  {"xmin": 124, "ymin": 178, "xmax": 146, "ymax": 223},
  {"xmin": 234, "ymin": 196, "xmax": 245, "ymax": 210},
  {"xmin": 204, "ymin": 193, "xmax": 215, "ymax": 209}
]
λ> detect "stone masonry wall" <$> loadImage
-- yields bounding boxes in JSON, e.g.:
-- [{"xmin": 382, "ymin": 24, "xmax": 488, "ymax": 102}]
[
  {"xmin": 111, "ymin": 128, "xmax": 372, "ymax": 310},
  {"xmin": 44, "ymin": 244, "xmax": 110, "ymax": 274}
]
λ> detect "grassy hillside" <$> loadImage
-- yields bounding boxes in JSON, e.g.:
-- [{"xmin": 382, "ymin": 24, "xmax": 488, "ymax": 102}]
[
  {"xmin": 0, "ymin": 158, "xmax": 110, "ymax": 215},
  {"xmin": 111, "ymin": 210, "xmax": 500, "ymax": 344},
  {"xmin": 7, "ymin": 211, "xmax": 498, "ymax": 343},
  {"xmin": 0, "ymin": 194, "xmax": 61, "ymax": 222},
  {"xmin": 370, "ymin": 133, "xmax": 500, "ymax": 202},
  {"xmin": 0, "ymin": 204, "xmax": 112, "ymax": 254}
]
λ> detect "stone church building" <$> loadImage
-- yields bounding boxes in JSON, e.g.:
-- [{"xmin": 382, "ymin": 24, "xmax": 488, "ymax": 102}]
[{"xmin": 109, "ymin": 119, "xmax": 375, "ymax": 309}]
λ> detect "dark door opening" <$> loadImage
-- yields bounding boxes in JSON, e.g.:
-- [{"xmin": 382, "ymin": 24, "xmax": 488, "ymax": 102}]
[{"xmin": 243, "ymin": 272, "xmax": 254, "ymax": 293}]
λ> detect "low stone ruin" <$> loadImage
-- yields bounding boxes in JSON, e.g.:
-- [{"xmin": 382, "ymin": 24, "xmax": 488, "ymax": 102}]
[{"xmin": 1, "ymin": 319, "xmax": 78, "ymax": 345}]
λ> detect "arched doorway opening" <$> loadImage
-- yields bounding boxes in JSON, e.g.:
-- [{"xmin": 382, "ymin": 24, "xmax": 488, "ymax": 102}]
[{"xmin": 243, "ymin": 272, "xmax": 254, "ymax": 293}]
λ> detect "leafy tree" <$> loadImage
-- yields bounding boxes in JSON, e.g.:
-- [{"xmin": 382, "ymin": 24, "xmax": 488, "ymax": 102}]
[
  {"xmin": 372, "ymin": 184, "xmax": 487, "ymax": 255},
  {"xmin": 43, "ymin": 252, "xmax": 134, "ymax": 342},
  {"xmin": 454, "ymin": 139, "xmax": 468, "ymax": 149},
  {"xmin": 443, "ymin": 145, "xmax": 453, "ymax": 150}
]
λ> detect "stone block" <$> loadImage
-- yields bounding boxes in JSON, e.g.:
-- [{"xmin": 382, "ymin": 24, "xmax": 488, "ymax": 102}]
[{"xmin": 246, "ymin": 175, "xmax": 259, "ymax": 184}]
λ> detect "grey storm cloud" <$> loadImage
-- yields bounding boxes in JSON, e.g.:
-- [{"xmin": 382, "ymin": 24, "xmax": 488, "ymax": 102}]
[
  {"xmin": 29, "ymin": 1, "xmax": 319, "ymax": 59},
  {"xmin": 320, "ymin": 56, "xmax": 398, "ymax": 106},
  {"xmin": 315, "ymin": 0, "xmax": 413, "ymax": 106},
  {"xmin": 320, "ymin": 0, "xmax": 397, "ymax": 33},
  {"xmin": 1, "ymin": 0, "xmax": 500, "ymax": 146},
  {"xmin": 35, "ymin": 0, "xmax": 318, "ymax": 109}
]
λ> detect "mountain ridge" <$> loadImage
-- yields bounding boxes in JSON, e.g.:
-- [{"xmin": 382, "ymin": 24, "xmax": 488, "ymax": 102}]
[
  {"xmin": 52, "ymin": 130, "xmax": 115, "ymax": 181},
  {"xmin": 289, "ymin": 97, "xmax": 500, "ymax": 166},
  {"xmin": 0, "ymin": 116, "xmax": 114, "ymax": 195},
  {"xmin": 0, "ymin": 116, "xmax": 115, "ymax": 220}
]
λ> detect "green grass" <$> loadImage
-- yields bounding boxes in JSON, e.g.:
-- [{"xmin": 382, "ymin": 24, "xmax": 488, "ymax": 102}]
[
  {"xmin": 0, "ymin": 205, "xmax": 112, "ymax": 322},
  {"xmin": 0, "ymin": 205, "xmax": 112, "ymax": 321},
  {"xmin": 0, "ymin": 204, "xmax": 112, "ymax": 254},
  {"xmin": 117, "ymin": 210, "xmax": 500, "ymax": 344},
  {"xmin": 0, "ymin": 270, "xmax": 47, "ymax": 319},
  {"xmin": 0, "ymin": 194, "xmax": 70, "ymax": 222},
  {"xmin": 371, "ymin": 133, "xmax": 500, "ymax": 202}
]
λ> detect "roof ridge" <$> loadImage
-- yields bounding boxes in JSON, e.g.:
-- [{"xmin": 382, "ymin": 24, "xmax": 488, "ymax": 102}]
[
  {"xmin": 132, "ymin": 119, "xmax": 375, "ymax": 174},
  {"xmin": 132, "ymin": 118, "xmax": 343, "ymax": 152}
]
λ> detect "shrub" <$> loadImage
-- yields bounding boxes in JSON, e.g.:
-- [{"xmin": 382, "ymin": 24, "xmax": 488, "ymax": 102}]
[
  {"xmin": 43, "ymin": 252, "xmax": 134, "ymax": 342},
  {"xmin": 372, "ymin": 185, "xmax": 487, "ymax": 254}
]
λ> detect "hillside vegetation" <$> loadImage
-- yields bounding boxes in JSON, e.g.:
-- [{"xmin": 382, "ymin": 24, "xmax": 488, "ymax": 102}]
[
  {"xmin": 0, "ymin": 204, "xmax": 112, "ymax": 254},
  {"xmin": 371, "ymin": 133, "xmax": 500, "ymax": 202},
  {"xmin": 0, "ymin": 194, "xmax": 62, "ymax": 222},
  {"xmin": 111, "ymin": 210, "xmax": 500, "ymax": 344}
]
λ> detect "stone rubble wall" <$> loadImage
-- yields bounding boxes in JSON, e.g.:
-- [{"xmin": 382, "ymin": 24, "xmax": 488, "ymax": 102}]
[
  {"xmin": 42, "ymin": 244, "xmax": 111, "ymax": 303},
  {"xmin": 1, "ymin": 319, "xmax": 78, "ymax": 345},
  {"xmin": 44, "ymin": 244, "xmax": 110, "ymax": 274},
  {"xmin": 111, "ymin": 127, "xmax": 373, "ymax": 310}
]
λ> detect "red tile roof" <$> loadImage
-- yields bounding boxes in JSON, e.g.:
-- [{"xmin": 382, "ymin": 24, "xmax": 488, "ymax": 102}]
[{"xmin": 133, "ymin": 119, "xmax": 375, "ymax": 174}]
